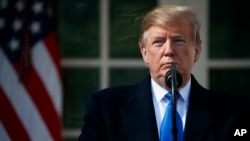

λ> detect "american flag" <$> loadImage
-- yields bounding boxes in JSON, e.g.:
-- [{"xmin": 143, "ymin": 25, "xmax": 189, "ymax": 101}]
[{"xmin": 0, "ymin": 0, "xmax": 62, "ymax": 141}]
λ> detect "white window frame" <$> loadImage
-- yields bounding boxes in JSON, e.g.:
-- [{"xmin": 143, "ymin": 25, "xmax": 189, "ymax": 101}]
[{"xmin": 61, "ymin": 0, "xmax": 250, "ymax": 139}]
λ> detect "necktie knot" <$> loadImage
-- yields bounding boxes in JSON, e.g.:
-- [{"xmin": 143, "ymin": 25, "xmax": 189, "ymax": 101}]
[{"xmin": 165, "ymin": 92, "xmax": 181, "ymax": 102}]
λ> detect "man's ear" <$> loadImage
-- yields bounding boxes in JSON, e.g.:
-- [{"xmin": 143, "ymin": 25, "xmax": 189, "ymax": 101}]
[
  {"xmin": 140, "ymin": 43, "xmax": 149, "ymax": 64},
  {"xmin": 194, "ymin": 45, "xmax": 201, "ymax": 62}
]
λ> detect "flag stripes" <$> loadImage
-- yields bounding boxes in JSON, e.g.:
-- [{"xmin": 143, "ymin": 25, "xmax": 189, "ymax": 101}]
[
  {"xmin": 0, "ymin": 48, "xmax": 56, "ymax": 141},
  {"xmin": 43, "ymin": 32, "xmax": 62, "ymax": 77},
  {"xmin": 0, "ymin": 0, "xmax": 62, "ymax": 140},
  {"xmin": 0, "ymin": 119, "xmax": 11, "ymax": 141},
  {"xmin": 0, "ymin": 87, "xmax": 30, "ymax": 141},
  {"xmin": 32, "ymin": 39, "xmax": 62, "ymax": 114}
]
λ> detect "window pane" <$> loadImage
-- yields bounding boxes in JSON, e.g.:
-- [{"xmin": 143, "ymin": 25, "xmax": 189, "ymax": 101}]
[
  {"xmin": 209, "ymin": 69, "xmax": 250, "ymax": 96},
  {"xmin": 109, "ymin": 0, "xmax": 157, "ymax": 58},
  {"xmin": 209, "ymin": 0, "xmax": 250, "ymax": 59},
  {"xmin": 57, "ymin": 0, "xmax": 99, "ymax": 58},
  {"xmin": 110, "ymin": 68, "xmax": 149, "ymax": 86},
  {"xmin": 63, "ymin": 68, "xmax": 99, "ymax": 128}
]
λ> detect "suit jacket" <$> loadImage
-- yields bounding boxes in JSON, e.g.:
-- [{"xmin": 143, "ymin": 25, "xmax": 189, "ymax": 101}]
[{"xmin": 78, "ymin": 74, "xmax": 250, "ymax": 141}]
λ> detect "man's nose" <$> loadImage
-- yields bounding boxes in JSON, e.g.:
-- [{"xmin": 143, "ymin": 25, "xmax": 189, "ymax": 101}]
[{"xmin": 163, "ymin": 41, "xmax": 175, "ymax": 56}]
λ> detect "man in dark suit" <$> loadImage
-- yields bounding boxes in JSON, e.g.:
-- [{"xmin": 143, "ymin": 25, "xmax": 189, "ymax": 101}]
[{"xmin": 78, "ymin": 5, "xmax": 250, "ymax": 141}]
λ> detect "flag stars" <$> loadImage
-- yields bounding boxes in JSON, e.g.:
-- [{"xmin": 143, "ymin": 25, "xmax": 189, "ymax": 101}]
[
  {"xmin": 12, "ymin": 19, "xmax": 22, "ymax": 32},
  {"xmin": 30, "ymin": 21, "xmax": 41, "ymax": 34},
  {"xmin": 16, "ymin": 0, "xmax": 24, "ymax": 12},
  {"xmin": 9, "ymin": 38, "xmax": 20, "ymax": 51},
  {"xmin": 32, "ymin": 2, "xmax": 43, "ymax": 14},
  {"xmin": 0, "ymin": 0, "xmax": 8, "ymax": 10}
]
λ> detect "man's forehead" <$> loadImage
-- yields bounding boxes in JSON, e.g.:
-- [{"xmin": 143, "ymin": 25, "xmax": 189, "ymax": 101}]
[{"xmin": 147, "ymin": 25, "xmax": 186, "ymax": 37}]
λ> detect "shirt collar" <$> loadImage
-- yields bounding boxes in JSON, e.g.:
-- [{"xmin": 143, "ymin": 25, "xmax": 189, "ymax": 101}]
[{"xmin": 151, "ymin": 78, "xmax": 191, "ymax": 103}]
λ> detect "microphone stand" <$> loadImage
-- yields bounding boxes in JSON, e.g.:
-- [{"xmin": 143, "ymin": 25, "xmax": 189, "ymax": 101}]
[
  {"xmin": 170, "ymin": 64, "xmax": 178, "ymax": 141},
  {"xmin": 165, "ymin": 64, "xmax": 182, "ymax": 141}
]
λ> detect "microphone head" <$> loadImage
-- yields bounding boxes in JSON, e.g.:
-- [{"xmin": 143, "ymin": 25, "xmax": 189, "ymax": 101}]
[{"xmin": 165, "ymin": 70, "xmax": 183, "ymax": 89}]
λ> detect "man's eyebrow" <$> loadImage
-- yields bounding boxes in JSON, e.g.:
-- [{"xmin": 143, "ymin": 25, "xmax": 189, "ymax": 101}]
[
  {"xmin": 153, "ymin": 36, "xmax": 165, "ymax": 39},
  {"xmin": 170, "ymin": 34, "xmax": 185, "ymax": 39},
  {"xmin": 151, "ymin": 34, "xmax": 166, "ymax": 38}
]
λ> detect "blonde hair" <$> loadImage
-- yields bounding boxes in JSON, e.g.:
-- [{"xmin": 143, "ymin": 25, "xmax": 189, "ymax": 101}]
[{"xmin": 139, "ymin": 5, "xmax": 201, "ymax": 46}]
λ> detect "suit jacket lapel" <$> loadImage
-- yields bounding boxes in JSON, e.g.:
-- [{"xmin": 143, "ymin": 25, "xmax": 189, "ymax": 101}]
[
  {"xmin": 184, "ymin": 75, "xmax": 215, "ymax": 141},
  {"xmin": 120, "ymin": 76, "xmax": 159, "ymax": 141},
  {"xmin": 120, "ymin": 75, "xmax": 215, "ymax": 141}
]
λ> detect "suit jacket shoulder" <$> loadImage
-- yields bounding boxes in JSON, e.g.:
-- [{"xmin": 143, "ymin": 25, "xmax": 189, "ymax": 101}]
[
  {"xmin": 78, "ymin": 75, "xmax": 159, "ymax": 141},
  {"xmin": 184, "ymin": 75, "xmax": 250, "ymax": 141}
]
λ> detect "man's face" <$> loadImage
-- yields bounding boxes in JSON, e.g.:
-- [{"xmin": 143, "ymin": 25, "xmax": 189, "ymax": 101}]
[{"xmin": 140, "ymin": 20, "xmax": 201, "ymax": 89}]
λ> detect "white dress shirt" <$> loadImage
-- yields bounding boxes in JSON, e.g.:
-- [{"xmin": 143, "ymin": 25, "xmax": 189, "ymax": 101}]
[{"xmin": 151, "ymin": 78, "xmax": 191, "ymax": 135}]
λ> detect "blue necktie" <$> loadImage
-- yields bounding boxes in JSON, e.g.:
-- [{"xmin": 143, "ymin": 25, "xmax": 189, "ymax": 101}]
[{"xmin": 160, "ymin": 92, "xmax": 183, "ymax": 141}]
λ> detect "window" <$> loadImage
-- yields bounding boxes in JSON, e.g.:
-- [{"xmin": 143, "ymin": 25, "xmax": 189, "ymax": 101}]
[
  {"xmin": 57, "ymin": 0, "xmax": 250, "ymax": 140},
  {"xmin": 57, "ymin": 0, "xmax": 157, "ymax": 140},
  {"xmin": 209, "ymin": 0, "xmax": 250, "ymax": 94}
]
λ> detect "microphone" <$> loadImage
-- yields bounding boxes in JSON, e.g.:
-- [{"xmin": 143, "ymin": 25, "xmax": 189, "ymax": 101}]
[
  {"xmin": 165, "ymin": 64, "xmax": 183, "ymax": 141},
  {"xmin": 165, "ymin": 64, "xmax": 183, "ymax": 89}
]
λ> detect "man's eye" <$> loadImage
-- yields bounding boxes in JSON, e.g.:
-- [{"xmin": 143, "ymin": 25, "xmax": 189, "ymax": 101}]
[
  {"xmin": 174, "ymin": 39, "xmax": 185, "ymax": 46},
  {"xmin": 153, "ymin": 40, "xmax": 165, "ymax": 47}
]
